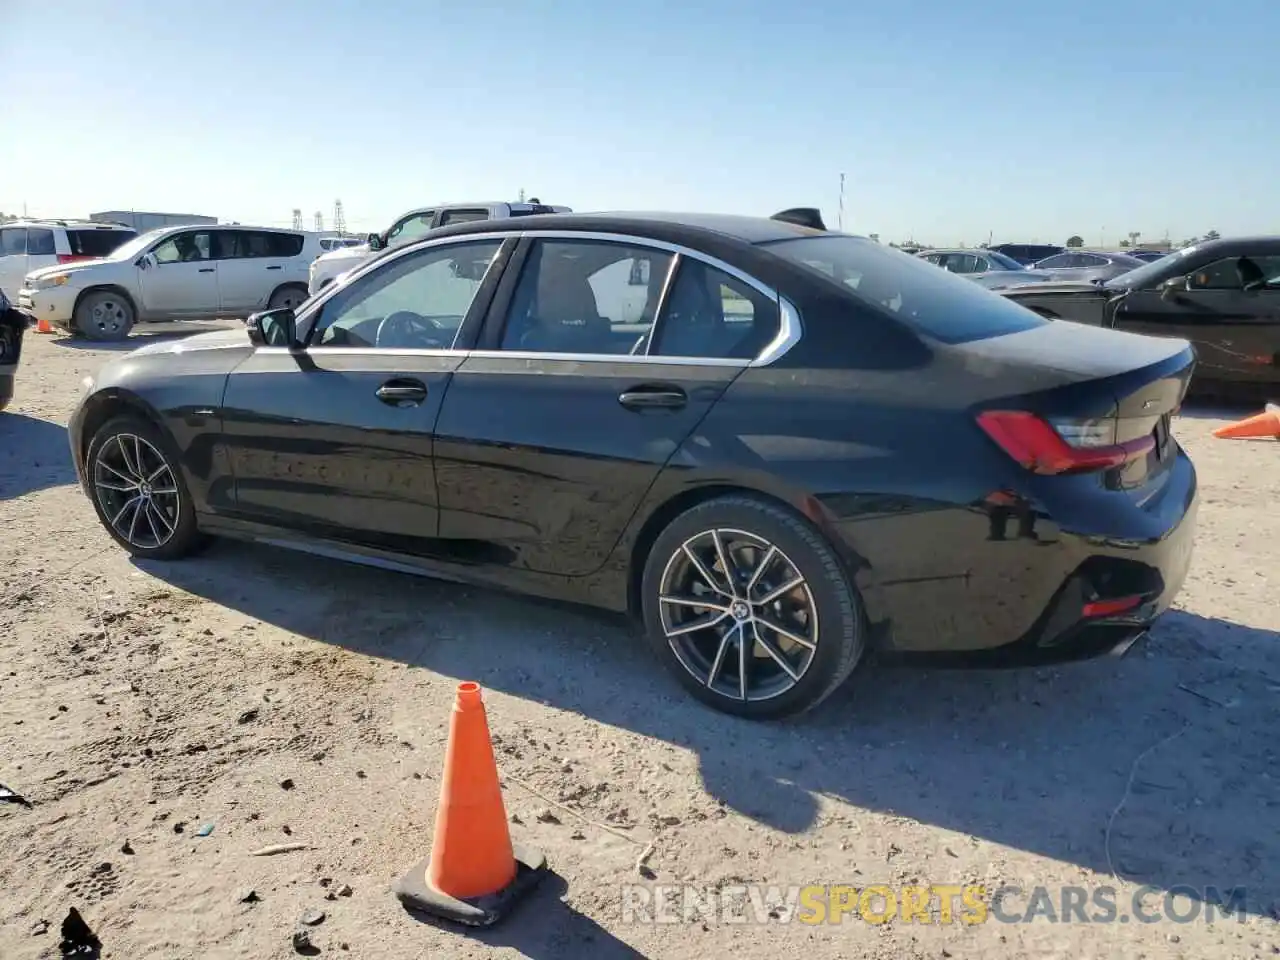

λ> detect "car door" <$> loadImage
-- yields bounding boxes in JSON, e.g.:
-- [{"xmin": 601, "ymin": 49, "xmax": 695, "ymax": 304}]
[
  {"xmin": 1114, "ymin": 252, "xmax": 1280, "ymax": 387},
  {"xmin": 432, "ymin": 233, "xmax": 783, "ymax": 577},
  {"xmin": 210, "ymin": 230, "xmax": 259, "ymax": 313},
  {"xmin": 218, "ymin": 236, "xmax": 511, "ymax": 554},
  {"xmin": 138, "ymin": 229, "xmax": 218, "ymax": 316},
  {"xmin": 0, "ymin": 227, "xmax": 28, "ymax": 296}
]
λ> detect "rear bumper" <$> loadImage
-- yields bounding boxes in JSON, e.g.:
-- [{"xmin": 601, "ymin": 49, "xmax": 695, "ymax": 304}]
[{"xmin": 871, "ymin": 448, "xmax": 1198, "ymax": 664}]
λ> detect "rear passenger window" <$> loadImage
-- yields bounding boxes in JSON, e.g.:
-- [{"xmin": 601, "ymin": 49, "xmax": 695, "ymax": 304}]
[
  {"xmin": 438, "ymin": 209, "xmax": 490, "ymax": 226},
  {"xmin": 653, "ymin": 260, "xmax": 779, "ymax": 361},
  {"xmin": 0, "ymin": 228, "xmax": 26, "ymax": 256},
  {"xmin": 69, "ymin": 229, "xmax": 136, "ymax": 257},
  {"xmin": 26, "ymin": 229, "xmax": 56, "ymax": 256},
  {"xmin": 265, "ymin": 232, "xmax": 304, "ymax": 257},
  {"xmin": 498, "ymin": 240, "xmax": 672, "ymax": 356}
]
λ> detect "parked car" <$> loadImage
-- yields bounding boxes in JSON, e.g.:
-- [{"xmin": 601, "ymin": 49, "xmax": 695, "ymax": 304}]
[
  {"xmin": 18, "ymin": 225, "xmax": 322, "ymax": 341},
  {"xmin": 307, "ymin": 200, "xmax": 572, "ymax": 294},
  {"xmin": 917, "ymin": 248, "xmax": 1026, "ymax": 275},
  {"xmin": 996, "ymin": 235, "xmax": 1280, "ymax": 401},
  {"xmin": 1030, "ymin": 250, "xmax": 1150, "ymax": 284},
  {"xmin": 986, "ymin": 242, "xmax": 1065, "ymax": 265},
  {"xmin": 69, "ymin": 211, "xmax": 1198, "ymax": 719},
  {"xmin": 0, "ymin": 219, "xmax": 137, "ymax": 298},
  {"xmin": 0, "ymin": 288, "xmax": 25, "ymax": 411},
  {"xmin": 319, "ymin": 236, "xmax": 364, "ymax": 252}
]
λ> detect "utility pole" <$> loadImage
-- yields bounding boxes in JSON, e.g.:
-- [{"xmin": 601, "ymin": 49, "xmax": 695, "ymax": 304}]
[
  {"xmin": 291, "ymin": 209, "xmax": 303, "ymax": 230},
  {"xmin": 838, "ymin": 173, "xmax": 845, "ymax": 232},
  {"xmin": 314, "ymin": 211, "xmax": 324, "ymax": 232},
  {"xmin": 333, "ymin": 199, "xmax": 346, "ymax": 237},
  {"xmin": 517, "ymin": 188, "xmax": 526, "ymax": 203}
]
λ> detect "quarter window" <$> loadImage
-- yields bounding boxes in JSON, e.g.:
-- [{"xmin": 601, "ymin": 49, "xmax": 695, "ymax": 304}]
[
  {"xmin": 498, "ymin": 239, "xmax": 672, "ymax": 355},
  {"xmin": 652, "ymin": 259, "xmax": 779, "ymax": 360},
  {"xmin": 68, "ymin": 229, "xmax": 136, "ymax": 257},
  {"xmin": 309, "ymin": 240, "xmax": 503, "ymax": 350},
  {"xmin": 153, "ymin": 231, "xmax": 212, "ymax": 264}
]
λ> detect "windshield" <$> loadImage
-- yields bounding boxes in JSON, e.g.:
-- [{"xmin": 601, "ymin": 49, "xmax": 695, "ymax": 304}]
[
  {"xmin": 105, "ymin": 228, "xmax": 170, "ymax": 262},
  {"xmin": 1106, "ymin": 246, "xmax": 1194, "ymax": 289},
  {"xmin": 984, "ymin": 250, "xmax": 1026, "ymax": 271},
  {"xmin": 764, "ymin": 235, "xmax": 1049, "ymax": 344}
]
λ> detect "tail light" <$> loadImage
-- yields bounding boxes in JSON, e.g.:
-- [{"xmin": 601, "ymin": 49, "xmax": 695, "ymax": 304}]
[
  {"xmin": 977, "ymin": 410, "xmax": 1154, "ymax": 475},
  {"xmin": 56, "ymin": 254, "xmax": 95, "ymax": 265}
]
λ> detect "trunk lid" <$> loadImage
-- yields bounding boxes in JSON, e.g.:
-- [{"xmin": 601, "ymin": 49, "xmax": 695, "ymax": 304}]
[{"xmin": 962, "ymin": 321, "xmax": 1195, "ymax": 488}]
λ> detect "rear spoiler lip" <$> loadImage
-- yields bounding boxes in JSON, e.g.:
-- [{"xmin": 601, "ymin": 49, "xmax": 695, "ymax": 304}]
[{"xmin": 770, "ymin": 208, "xmax": 828, "ymax": 231}]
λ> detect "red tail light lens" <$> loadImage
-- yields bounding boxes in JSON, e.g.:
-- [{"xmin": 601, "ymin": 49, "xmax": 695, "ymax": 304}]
[
  {"xmin": 56, "ymin": 254, "xmax": 95, "ymax": 265},
  {"xmin": 976, "ymin": 410, "xmax": 1154, "ymax": 475}
]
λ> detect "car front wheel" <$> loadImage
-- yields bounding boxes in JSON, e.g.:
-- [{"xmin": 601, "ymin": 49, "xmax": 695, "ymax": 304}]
[
  {"xmin": 640, "ymin": 495, "xmax": 865, "ymax": 719},
  {"xmin": 86, "ymin": 416, "xmax": 203, "ymax": 559},
  {"xmin": 75, "ymin": 290, "xmax": 135, "ymax": 341}
]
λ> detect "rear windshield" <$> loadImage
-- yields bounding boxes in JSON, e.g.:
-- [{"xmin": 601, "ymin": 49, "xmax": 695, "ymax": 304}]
[
  {"xmin": 763, "ymin": 235, "xmax": 1049, "ymax": 345},
  {"xmin": 69, "ymin": 228, "xmax": 137, "ymax": 258}
]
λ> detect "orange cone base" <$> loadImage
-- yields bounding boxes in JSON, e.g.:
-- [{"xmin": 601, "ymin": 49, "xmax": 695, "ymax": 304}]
[{"xmin": 393, "ymin": 842, "xmax": 547, "ymax": 927}]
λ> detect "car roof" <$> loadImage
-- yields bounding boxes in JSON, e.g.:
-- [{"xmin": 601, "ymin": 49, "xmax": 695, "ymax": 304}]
[
  {"xmin": 918, "ymin": 248, "xmax": 988, "ymax": 256},
  {"xmin": 4, "ymin": 219, "xmax": 133, "ymax": 229},
  {"xmin": 424, "ymin": 211, "xmax": 831, "ymax": 246}
]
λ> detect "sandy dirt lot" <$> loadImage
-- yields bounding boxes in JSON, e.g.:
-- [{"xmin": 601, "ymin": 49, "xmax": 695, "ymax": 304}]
[{"xmin": 1, "ymin": 325, "xmax": 1277, "ymax": 959}]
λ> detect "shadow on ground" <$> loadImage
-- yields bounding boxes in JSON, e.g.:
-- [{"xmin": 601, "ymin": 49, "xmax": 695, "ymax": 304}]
[
  {"xmin": 403, "ymin": 872, "xmax": 649, "ymax": 958},
  {"xmin": 142, "ymin": 541, "xmax": 1280, "ymax": 919},
  {"xmin": 51, "ymin": 319, "xmax": 239, "ymax": 351},
  {"xmin": 0, "ymin": 413, "xmax": 74, "ymax": 499}
]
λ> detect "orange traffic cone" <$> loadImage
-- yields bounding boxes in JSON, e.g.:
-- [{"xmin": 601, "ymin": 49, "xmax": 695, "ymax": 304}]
[
  {"xmin": 35, "ymin": 317, "xmax": 54, "ymax": 334},
  {"xmin": 1212, "ymin": 403, "xmax": 1280, "ymax": 440},
  {"xmin": 392, "ymin": 682, "xmax": 547, "ymax": 927}
]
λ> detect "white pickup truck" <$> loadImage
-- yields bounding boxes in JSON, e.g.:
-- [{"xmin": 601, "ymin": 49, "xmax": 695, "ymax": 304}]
[{"xmin": 307, "ymin": 199, "xmax": 571, "ymax": 295}]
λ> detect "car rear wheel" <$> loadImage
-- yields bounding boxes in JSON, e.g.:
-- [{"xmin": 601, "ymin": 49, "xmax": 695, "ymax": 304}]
[
  {"xmin": 640, "ymin": 495, "xmax": 865, "ymax": 719},
  {"xmin": 268, "ymin": 284, "xmax": 309, "ymax": 310},
  {"xmin": 86, "ymin": 416, "xmax": 203, "ymax": 560},
  {"xmin": 75, "ymin": 290, "xmax": 135, "ymax": 341}
]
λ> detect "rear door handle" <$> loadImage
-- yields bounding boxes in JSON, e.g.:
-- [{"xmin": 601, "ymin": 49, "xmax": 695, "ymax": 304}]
[
  {"xmin": 198, "ymin": 267, "xmax": 215, "ymax": 273},
  {"xmin": 266, "ymin": 265, "xmax": 282, "ymax": 270},
  {"xmin": 619, "ymin": 386, "xmax": 687, "ymax": 410},
  {"xmin": 376, "ymin": 379, "xmax": 428, "ymax": 405}
]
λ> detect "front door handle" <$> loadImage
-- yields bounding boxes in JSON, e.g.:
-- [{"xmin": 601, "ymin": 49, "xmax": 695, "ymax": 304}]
[
  {"xmin": 619, "ymin": 386, "xmax": 687, "ymax": 410},
  {"xmin": 376, "ymin": 379, "xmax": 428, "ymax": 405},
  {"xmin": 266, "ymin": 265, "xmax": 282, "ymax": 271},
  {"xmin": 198, "ymin": 267, "xmax": 215, "ymax": 273}
]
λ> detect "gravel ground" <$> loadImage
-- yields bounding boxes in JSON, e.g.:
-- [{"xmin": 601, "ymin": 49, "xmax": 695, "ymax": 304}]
[{"xmin": 1, "ymin": 325, "xmax": 1277, "ymax": 959}]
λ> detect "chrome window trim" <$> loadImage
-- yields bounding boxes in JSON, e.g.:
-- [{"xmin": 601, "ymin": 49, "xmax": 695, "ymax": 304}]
[{"xmin": 290, "ymin": 228, "xmax": 804, "ymax": 367}]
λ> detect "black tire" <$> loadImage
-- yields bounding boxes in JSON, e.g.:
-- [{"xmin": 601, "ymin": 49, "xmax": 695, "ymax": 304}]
[
  {"xmin": 85, "ymin": 415, "xmax": 204, "ymax": 560},
  {"xmin": 268, "ymin": 284, "xmax": 309, "ymax": 310},
  {"xmin": 639, "ymin": 495, "xmax": 865, "ymax": 720},
  {"xmin": 75, "ymin": 290, "xmax": 135, "ymax": 341}
]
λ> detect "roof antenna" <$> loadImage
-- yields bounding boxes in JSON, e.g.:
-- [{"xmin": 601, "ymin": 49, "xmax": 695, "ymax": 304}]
[{"xmin": 771, "ymin": 207, "xmax": 827, "ymax": 231}]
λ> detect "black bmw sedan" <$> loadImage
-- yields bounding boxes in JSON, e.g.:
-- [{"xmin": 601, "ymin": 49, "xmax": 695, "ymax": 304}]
[{"xmin": 68, "ymin": 212, "xmax": 1199, "ymax": 719}]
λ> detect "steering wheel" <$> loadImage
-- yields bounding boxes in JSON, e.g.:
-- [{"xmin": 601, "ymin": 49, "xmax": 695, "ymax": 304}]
[{"xmin": 374, "ymin": 311, "xmax": 448, "ymax": 349}]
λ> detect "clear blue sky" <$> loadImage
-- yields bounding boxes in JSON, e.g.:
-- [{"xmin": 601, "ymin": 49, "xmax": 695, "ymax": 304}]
[{"xmin": 2, "ymin": 0, "xmax": 1276, "ymax": 246}]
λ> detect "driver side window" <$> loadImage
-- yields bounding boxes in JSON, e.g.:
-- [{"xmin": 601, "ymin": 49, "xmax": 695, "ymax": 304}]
[
  {"xmin": 1188, "ymin": 255, "xmax": 1280, "ymax": 291},
  {"xmin": 309, "ymin": 240, "xmax": 504, "ymax": 350},
  {"xmin": 385, "ymin": 210, "xmax": 437, "ymax": 247}
]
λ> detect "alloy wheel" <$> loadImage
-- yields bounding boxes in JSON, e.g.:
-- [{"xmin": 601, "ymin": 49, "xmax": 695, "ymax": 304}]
[
  {"xmin": 92, "ymin": 433, "xmax": 181, "ymax": 549},
  {"xmin": 657, "ymin": 528, "xmax": 818, "ymax": 702}
]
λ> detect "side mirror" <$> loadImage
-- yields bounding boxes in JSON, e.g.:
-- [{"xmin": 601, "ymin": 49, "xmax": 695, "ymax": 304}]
[
  {"xmin": 1159, "ymin": 275, "xmax": 1189, "ymax": 300},
  {"xmin": 246, "ymin": 307, "xmax": 297, "ymax": 348},
  {"xmin": 366, "ymin": 233, "xmax": 384, "ymax": 251},
  {"xmin": 135, "ymin": 254, "xmax": 154, "ymax": 270}
]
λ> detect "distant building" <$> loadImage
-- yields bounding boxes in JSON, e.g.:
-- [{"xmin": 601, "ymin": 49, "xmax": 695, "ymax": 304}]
[{"xmin": 89, "ymin": 210, "xmax": 218, "ymax": 233}]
